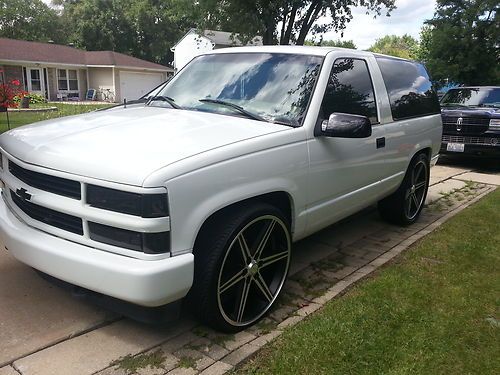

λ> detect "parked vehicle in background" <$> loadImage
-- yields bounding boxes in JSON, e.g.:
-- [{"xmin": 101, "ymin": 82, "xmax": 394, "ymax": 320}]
[
  {"xmin": 440, "ymin": 86, "xmax": 500, "ymax": 157},
  {"xmin": 0, "ymin": 47, "xmax": 442, "ymax": 332}
]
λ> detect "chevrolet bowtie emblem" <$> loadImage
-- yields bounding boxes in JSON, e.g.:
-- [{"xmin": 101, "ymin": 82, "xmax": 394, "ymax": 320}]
[{"xmin": 16, "ymin": 188, "xmax": 32, "ymax": 201}]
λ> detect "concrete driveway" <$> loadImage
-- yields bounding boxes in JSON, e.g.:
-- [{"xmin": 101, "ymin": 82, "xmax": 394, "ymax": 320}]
[{"xmin": 1, "ymin": 155, "xmax": 498, "ymax": 374}]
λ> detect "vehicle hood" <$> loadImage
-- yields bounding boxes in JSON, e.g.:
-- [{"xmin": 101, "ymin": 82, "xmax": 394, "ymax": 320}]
[
  {"xmin": 441, "ymin": 106, "xmax": 500, "ymax": 118},
  {"xmin": 0, "ymin": 106, "xmax": 287, "ymax": 186}
]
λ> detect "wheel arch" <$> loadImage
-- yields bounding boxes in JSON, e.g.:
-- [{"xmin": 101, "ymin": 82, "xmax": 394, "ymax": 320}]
[
  {"xmin": 410, "ymin": 146, "xmax": 432, "ymax": 165},
  {"xmin": 193, "ymin": 191, "xmax": 294, "ymax": 255}
]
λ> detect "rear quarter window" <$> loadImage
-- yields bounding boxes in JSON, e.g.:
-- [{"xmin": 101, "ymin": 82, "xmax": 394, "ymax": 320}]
[{"xmin": 376, "ymin": 57, "xmax": 440, "ymax": 120}]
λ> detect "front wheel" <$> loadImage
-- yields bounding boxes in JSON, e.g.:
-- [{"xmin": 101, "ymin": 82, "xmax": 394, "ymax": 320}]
[
  {"xmin": 188, "ymin": 204, "xmax": 291, "ymax": 332},
  {"xmin": 378, "ymin": 153, "xmax": 430, "ymax": 225}
]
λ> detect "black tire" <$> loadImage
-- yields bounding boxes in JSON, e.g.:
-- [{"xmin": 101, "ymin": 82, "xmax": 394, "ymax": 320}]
[
  {"xmin": 378, "ymin": 153, "xmax": 430, "ymax": 226},
  {"xmin": 187, "ymin": 203, "xmax": 291, "ymax": 332}
]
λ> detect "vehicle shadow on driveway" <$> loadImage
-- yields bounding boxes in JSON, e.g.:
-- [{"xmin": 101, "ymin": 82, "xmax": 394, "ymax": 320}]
[{"xmin": 438, "ymin": 154, "xmax": 500, "ymax": 173}]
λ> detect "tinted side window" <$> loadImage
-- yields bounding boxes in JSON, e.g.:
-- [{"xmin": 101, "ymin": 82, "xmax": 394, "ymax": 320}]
[
  {"xmin": 321, "ymin": 58, "xmax": 378, "ymax": 124},
  {"xmin": 376, "ymin": 57, "xmax": 440, "ymax": 120}
]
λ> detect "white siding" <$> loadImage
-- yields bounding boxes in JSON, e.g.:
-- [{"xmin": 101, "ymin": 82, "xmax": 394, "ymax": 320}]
[
  {"xmin": 88, "ymin": 67, "xmax": 114, "ymax": 101},
  {"xmin": 173, "ymin": 32, "xmax": 214, "ymax": 72}
]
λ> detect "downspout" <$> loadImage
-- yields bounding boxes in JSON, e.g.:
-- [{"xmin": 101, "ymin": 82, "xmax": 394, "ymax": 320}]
[{"xmin": 112, "ymin": 66, "xmax": 116, "ymax": 103}]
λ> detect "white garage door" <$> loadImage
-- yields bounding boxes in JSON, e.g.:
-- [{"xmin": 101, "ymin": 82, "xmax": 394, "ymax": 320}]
[{"xmin": 119, "ymin": 71, "xmax": 163, "ymax": 102}]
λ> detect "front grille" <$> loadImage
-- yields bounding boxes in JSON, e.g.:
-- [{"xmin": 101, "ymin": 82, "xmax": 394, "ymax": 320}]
[
  {"xmin": 9, "ymin": 161, "xmax": 81, "ymax": 199},
  {"xmin": 441, "ymin": 116, "xmax": 489, "ymax": 135},
  {"xmin": 442, "ymin": 135, "xmax": 499, "ymax": 145},
  {"xmin": 10, "ymin": 189, "xmax": 83, "ymax": 235},
  {"xmin": 4, "ymin": 158, "xmax": 169, "ymax": 255}
]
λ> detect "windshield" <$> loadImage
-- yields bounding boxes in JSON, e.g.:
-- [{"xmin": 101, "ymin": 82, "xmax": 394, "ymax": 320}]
[
  {"xmin": 441, "ymin": 88, "xmax": 500, "ymax": 108},
  {"xmin": 155, "ymin": 53, "xmax": 323, "ymax": 126}
]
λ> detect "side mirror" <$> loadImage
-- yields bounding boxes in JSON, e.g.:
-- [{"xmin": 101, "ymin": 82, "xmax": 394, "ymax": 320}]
[{"xmin": 316, "ymin": 112, "xmax": 372, "ymax": 138}]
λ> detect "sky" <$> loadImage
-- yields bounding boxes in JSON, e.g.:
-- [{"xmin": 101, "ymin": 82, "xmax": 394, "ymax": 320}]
[
  {"xmin": 321, "ymin": 0, "xmax": 437, "ymax": 49},
  {"xmin": 42, "ymin": 0, "xmax": 436, "ymax": 49}
]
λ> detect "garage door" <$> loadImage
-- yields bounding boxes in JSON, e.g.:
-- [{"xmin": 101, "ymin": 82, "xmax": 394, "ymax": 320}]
[{"xmin": 119, "ymin": 71, "xmax": 164, "ymax": 101}]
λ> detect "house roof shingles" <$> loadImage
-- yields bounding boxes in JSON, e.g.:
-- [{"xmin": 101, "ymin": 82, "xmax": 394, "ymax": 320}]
[{"xmin": 0, "ymin": 38, "xmax": 171, "ymax": 71}]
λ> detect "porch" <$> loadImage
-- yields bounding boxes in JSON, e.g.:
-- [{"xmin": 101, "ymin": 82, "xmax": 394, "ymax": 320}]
[{"xmin": 0, "ymin": 64, "xmax": 88, "ymax": 102}]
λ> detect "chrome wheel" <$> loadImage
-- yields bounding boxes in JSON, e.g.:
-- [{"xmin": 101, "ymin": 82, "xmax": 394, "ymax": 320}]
[
  {"xmin": 404, "ymin": 159, "xmax": 428, "ymax": 220},
  {"xmin": 217, "ymin": 215, "xmax": 291, "ymax": 327}
]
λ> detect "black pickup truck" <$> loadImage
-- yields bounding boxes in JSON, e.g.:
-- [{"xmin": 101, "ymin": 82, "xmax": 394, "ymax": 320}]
[{"xmin": 440, "ymin": 86, "xmax": 500, "ymax": 157}]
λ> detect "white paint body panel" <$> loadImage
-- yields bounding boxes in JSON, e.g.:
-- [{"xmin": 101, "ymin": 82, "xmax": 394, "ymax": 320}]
[
  {"xmin": 0, "ymin": 46, "xmax": 442, "ymax": 307},
  {"xmin": 172, "ymin": 32, "xmax": 214, "ymax": 72}
]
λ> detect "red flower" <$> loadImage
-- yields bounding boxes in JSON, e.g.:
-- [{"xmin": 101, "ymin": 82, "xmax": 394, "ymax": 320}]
[{"xmin": 0, "ymin": 80, "xmax": 24, "ymax": 108}]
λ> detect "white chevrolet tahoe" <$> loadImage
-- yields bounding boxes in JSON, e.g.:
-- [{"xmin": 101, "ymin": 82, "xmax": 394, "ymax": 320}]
[{"xmin": 0, "ymin": 47, "xmax": 442, "ymax": 332}]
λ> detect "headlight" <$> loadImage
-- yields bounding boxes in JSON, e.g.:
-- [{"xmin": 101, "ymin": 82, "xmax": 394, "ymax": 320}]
[
  {"xmin": 489, "ymin": 119, "xmax": 500, "ymax": 131},
  {"xmin": 86, "ymin": 185, "xmax": 169, "ymax": 218}
]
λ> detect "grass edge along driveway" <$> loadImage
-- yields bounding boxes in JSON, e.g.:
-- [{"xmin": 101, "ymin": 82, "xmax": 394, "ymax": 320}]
[
  {"xmin": 238, "ymin": 189, "xmax": 500, "ymax": 375},
  {"xmin": 0, "ymin": 103, "xmax": 111, "ymax": 132}
]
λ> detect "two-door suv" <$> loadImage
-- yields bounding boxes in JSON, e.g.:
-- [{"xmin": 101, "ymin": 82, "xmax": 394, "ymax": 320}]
[
  {"xmin": 0, "ymin": 47, "xmax": 441, "ymax": 332},
  {"xmin": 440, "ymin": 86, "xmax": 500, "ymax": 157}
]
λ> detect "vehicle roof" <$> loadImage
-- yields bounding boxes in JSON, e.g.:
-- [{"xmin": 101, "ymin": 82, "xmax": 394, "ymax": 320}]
[{"xmin": 202, "ymin": 45, "xmax": 397, "ymax": 59}]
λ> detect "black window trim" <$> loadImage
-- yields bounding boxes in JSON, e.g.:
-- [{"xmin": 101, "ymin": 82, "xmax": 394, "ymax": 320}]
[{"xmin": 319, "ymin": 57, "xmax": 380, "ymax": 126}]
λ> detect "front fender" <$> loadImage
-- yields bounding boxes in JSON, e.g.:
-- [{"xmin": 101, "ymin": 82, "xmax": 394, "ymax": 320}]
[{"xmin": 164, "ymin": 141, "xmax": 309, "ymax": 255}]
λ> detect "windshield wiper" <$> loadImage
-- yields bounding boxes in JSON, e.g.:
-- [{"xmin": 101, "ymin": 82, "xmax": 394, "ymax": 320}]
[
  {"xmin": 199, "ymin": 98, "xmax": 266, "ymax": 122},
  {"xmin": 147, "ymin": 95, "xmax": 182, "ymax": 109}
]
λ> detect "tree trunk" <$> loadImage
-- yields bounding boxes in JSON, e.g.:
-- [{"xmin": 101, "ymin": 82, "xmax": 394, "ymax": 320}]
[
  {"xmin": 296, "ymin": 1, "xmax": 322, "ymax": 45},
  {"xmin": 280, "ymin": 5, "xmax": 298, "ymax": 45}
]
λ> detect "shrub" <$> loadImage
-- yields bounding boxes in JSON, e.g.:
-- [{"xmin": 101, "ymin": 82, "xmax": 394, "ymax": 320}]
[
  {"xmin": 0, "ymin": 78, "xmax": 23, "ymax": 108},
  {"xmin": 27, "ymin": 93, "xmax": 47, "ymax": 104},
  {"xmin": 13, "ymin": 92, "xmax": 47, "ymax": 105}
]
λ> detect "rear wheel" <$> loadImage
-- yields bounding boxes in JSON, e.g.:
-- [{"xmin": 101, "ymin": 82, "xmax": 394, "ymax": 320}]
[
  {"xmin": 189, "ymin": 203, "xmax": 291, "ymax": 332},
  {"xmin": 378, "ymin": 153, "xmax": 430, "ymax": 225}
]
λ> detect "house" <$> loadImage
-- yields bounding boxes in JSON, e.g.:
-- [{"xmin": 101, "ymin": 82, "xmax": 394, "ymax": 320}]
[
  {"xmin": 171, "ymin": 29, "xmax": 263, "ymax": 72},
  {"xmin": 0, "ymin": 38, "xmax": 174, "ymax": 103}
]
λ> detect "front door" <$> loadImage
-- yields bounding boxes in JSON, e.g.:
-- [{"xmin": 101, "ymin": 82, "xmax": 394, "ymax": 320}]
[
  {"xmin": 305, "ymin": 56, "xmax": 387, "ymax": 234},
  {"xmin": 26, "ymin": 68, "xmax": 44, "ymax": 95}
]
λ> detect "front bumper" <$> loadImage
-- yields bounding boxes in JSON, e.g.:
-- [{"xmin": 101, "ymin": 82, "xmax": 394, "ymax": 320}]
[
  {"xmin": 441, "ymin": 134, "xmax": 500, "ymax": 157},
  {"xmin": 0, "ymin": 191, "xmax": 194, "ymax": 307},
  {"xmin": 440, "ymin": 142, "xmax": 500, "ymax": 156}
]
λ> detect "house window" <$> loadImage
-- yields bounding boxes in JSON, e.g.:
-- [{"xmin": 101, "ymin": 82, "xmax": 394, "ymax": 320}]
[
  {"xmin": 57, "ymin": 69, "xmax": 79, "ymax": 91},
  {"xmin": 30, "ymin": 69, "xmax": 41, "ymax": 91}
]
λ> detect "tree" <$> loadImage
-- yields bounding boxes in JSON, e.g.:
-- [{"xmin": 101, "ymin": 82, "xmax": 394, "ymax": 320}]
[
  {"xmin": 368, "ymin": 34, "xmax": 419, "ymax": 59},
  {"xmin": 0, "ymin": 0, "xmax": 66, "ymax": 43},
  {"xmin": 58, "ymin": 0, "xmax": 193, "ymax": 65},
  {"xmin": 424, "ymin": 0, "xmax": 499, "ymax": 86},
  {"xmin": 195, "ymin": 0, "xmax": 396, "ymax": 45},
  {"xmin": 305, "ymin": 38, "xmax": 357, "ymax": 49},
  {"xmin": 413, "ymin": 25, "xmax": 432, "ymax": 63}
]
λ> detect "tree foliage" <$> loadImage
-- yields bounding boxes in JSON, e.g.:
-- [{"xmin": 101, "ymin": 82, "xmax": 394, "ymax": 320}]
[
  {"xmin": 305, "ymin": 38, "xmax": 357, "ymax": 49},
  {"xmin": 368, "ymin": 34, "xmax": 419, "ymax": 59},
  {"xmin": 423, "ymin": 0, "xmax": 499, "ymax": 85},
  {"xmin": 195, "ymin": 0, "xmax": 396, "ymax": 45},
  {"xmin": 57, "ymin": 0, "xmax": 192, "ymax": 65},
  {"xmin": 0, "ymin": 0, "xmax": 65, "ymax": 43}
]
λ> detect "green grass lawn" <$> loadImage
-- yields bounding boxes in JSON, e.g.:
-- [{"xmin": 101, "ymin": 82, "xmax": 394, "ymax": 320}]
[
  {"xmin": 0, "ymin": 103, "xmax": 111, "ymax": 133},
  {"xmin": 239, "ymin": 189, "xmax": 500, "ymax": 375}
]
